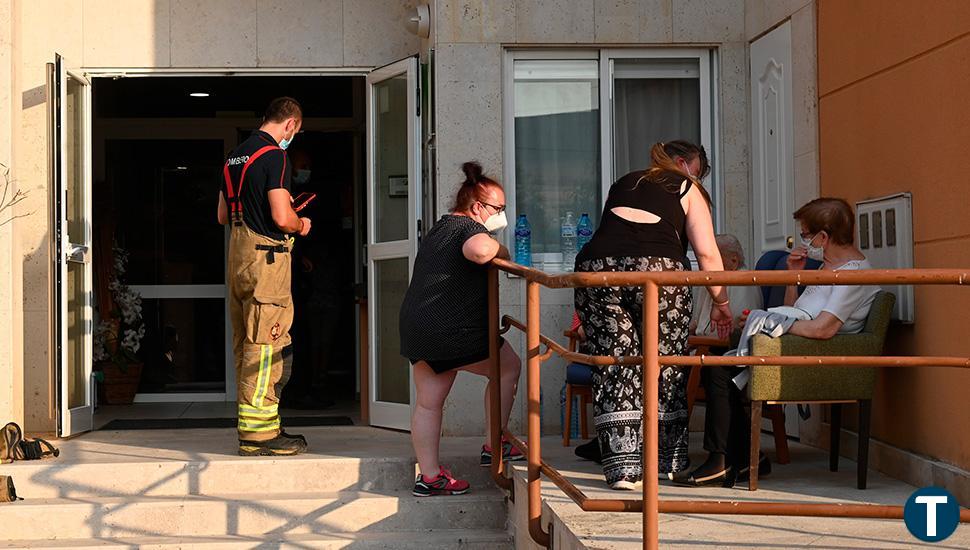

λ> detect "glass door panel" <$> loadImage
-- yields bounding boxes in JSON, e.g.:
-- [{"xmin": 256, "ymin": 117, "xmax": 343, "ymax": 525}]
[
  {"xmin": 102, "ymin": 139, "xmax": 229, "ymax": 399},
  {"xmin": 66, "ymin": 262, "xmax": 88, "ymax": 409},
  {"xmin": 611, "ymin": 58, "xmax": 701, "ymax": 177},
  {"xmin": 373, "ymin": 74, "xmax": 411, "ymax": 243},
  {"xmin": 374, "ymin": 257, "xmax": 410, "ymax": 405}
]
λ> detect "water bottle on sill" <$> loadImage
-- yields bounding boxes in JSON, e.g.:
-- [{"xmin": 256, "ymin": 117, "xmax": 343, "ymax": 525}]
[
  {"xmin": 576, "ymin": 213, "xmax": 593, "ymax": 256},
  {"xmin": 561, "ymin": 211, "xmax": 577, "ymax": 272},
  {"xmin": 514, "ymin": 214, "xmax": 532, "ymax": 267}
]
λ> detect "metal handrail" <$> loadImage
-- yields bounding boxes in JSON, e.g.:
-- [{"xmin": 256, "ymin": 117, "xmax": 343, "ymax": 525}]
[{"xmin": 486, "ymin": 259, "xmax": 970, "ymax": 549}]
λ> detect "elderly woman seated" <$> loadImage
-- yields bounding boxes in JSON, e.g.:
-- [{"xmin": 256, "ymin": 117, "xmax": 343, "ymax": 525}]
[
  {"xmin": 690, "ymin": 234, "xmax": 762, "ymax": 338},
  {"xmin": 676, "ymin": 198, "xmax": 880, "ymax": 487}
]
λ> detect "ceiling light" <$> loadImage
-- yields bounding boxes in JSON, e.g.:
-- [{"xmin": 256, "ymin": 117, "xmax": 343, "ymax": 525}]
[
  {"xmin": 176, "ymin": 166, "xmax": 188, "ymax": 170},
  {"xmin": 189, "ymin": 92, "xmax": 210, "ymax": 98}
]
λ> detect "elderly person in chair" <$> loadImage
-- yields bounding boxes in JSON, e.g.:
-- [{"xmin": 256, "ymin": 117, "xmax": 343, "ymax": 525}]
[
  {"xmin": 676, "ymin": 197, "xmax": 880, "ymax": 487},
  {"xmin": 690, "ymin": 234, "xmax": 762, "ymax": 338}
]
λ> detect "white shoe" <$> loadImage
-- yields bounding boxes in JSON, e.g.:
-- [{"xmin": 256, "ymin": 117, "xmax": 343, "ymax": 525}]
[{"xmin": 610, "ymin": 478, "xmax": 639, "ymax": 491}]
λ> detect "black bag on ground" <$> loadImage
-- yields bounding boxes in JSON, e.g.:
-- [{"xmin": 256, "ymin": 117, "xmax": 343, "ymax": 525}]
[{"xmin": 1, "ymin": 422, "xmax": 59, "ymax": 462}]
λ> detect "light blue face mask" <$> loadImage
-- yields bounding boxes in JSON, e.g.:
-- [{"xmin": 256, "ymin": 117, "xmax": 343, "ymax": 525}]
[{"xmin": 278, "ymin": 134, "xmax": 292, "ymax": 150}]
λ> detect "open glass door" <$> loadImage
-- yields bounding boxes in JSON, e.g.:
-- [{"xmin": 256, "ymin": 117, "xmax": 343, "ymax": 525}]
[
  {"xmin": 366, "ymin": 57, "xmax": 421, "ymax": 430},
  {"xmin": 49, "ymin": 54, "xmax": 94, "ymax": 436}
]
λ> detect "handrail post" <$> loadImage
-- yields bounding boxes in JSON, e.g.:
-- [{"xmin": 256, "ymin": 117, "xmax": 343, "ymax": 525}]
[
  {"xmin": 488, "ymin": 267, "xmax": 512, "ymax": 491},
  {"xmin": 643, "ymin": 281, "xmax": 660, "ymax": 550},
  {"xmin": 526, "ymin": 280, "xmax": 551, "ymax": 547}
]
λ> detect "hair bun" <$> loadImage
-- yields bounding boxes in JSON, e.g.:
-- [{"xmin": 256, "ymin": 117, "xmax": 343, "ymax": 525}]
[{"xmin": 461, "ymin": 161, "xmax": 483, "ymax": 185}]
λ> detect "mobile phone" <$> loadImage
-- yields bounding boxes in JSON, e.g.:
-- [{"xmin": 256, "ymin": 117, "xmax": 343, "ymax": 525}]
[{"xmin": 292, "ymin": 192, "xmax": 317, "ymax": 212}]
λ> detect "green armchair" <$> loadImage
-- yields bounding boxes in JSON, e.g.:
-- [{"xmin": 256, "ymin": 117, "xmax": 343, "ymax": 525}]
[{"xmin": 747, "ymin": 291, "xmax": 896, "ymax": 491}]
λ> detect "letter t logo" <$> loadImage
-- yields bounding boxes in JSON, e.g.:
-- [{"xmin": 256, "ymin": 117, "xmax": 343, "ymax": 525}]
[{"xmin": 915, "ymin": 495, "xmax": 948, "ymax": 537}]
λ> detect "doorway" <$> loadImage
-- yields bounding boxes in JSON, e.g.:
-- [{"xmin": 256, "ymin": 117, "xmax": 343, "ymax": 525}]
[
  {"xmin": 89, "ymin": 75, "xmax": 366, "ymax": 424},
  {"xmin": 750, "ymin": 21, "xmax": 800, "ymax": 437}
]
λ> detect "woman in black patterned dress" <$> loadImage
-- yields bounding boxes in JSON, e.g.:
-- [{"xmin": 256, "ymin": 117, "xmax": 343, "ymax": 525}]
[{"xmin": 574, "ymin": 141, "xmax": 733, "ymax": 490}]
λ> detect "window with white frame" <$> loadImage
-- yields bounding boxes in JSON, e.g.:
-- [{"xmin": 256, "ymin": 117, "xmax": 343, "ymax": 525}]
[{"xmin": 505, "ymin": 49, "xmax": 719, "ymax": 269}]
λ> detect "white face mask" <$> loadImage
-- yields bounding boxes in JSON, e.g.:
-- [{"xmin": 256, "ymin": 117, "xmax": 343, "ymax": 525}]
[
  {"xmin": 483, "ymin": 210, "xmax": 508, "ymax": 233},
  {"xmin": 802, "ymin": 233, "xmax": 825, "ymax": 262}
]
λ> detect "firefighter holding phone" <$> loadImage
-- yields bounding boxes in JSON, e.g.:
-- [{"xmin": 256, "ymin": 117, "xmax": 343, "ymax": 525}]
[{"xmin": 217, "ymin": 97, "xmax": 312, "ymax": 456}]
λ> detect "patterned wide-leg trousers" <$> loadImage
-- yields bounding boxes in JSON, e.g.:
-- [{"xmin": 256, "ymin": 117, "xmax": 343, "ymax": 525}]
[{"xmin": 575, "ymin": 256, "xmax": 692, "ymax": 485}]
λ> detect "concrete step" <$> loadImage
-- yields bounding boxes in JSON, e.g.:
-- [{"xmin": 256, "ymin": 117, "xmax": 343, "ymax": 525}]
[
  {"xmin": 0, "ymin": 530, "xmax": 514, "ymax": 549},
  {"xmin": 0, "ymin": 455, "xmax": 495, "ymax": 499},
  {"xmin": 0, "ymin": 489, "xmax": 508, "ymax": 540}
]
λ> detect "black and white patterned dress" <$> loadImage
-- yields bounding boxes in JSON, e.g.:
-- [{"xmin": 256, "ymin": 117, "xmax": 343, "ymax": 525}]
[{"xmin": 575, "ymin": 256, "xmax": 692, "ymax": 484}]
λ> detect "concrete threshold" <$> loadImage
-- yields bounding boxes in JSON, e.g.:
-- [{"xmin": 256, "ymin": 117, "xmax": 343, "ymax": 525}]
[{"xmin": 506, "ymin": 433, "xmax": 970, "ymax": 549}]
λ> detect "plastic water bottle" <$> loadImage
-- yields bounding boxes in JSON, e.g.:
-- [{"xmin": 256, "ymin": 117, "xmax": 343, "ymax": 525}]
[
  {"xmin": 561, "ymin": 211, "xmax": 577, "ymax": 271},
  {"xmin": 514, "ymin": 214, "xmax": 532, "ymax": 267},
  {"xmin": 576, "ymin": 213, "xmax": 593, "ymax": 254}
]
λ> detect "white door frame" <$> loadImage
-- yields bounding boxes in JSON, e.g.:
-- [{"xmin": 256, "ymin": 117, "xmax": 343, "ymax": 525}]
[
  {"xmin": 79, "ymin": 68, "xmax": 371, "ymax": 404},
  {"xmin": 366, "ymin": 56, "xmax": 422, "ymax": 431}
]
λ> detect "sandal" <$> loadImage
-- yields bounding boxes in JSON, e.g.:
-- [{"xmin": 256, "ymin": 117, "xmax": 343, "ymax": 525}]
[{"xmin": 672, "ymin": 466, "xmax": 735, "ymax": 488}]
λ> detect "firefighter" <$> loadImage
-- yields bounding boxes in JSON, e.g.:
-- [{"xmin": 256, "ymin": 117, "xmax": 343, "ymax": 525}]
[{"xmin": 217, "ymin": 97, "xmax": 311, "ymax": 456}]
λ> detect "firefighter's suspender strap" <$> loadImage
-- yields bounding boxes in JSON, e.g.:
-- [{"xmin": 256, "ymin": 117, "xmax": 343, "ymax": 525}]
[
  {"xmin": 255, "ymin": 243, "xmax": 289, "ymax": 265},
  {"xmin": 223, "ymin": 145, "xmax": 282, "ymax": 223}
]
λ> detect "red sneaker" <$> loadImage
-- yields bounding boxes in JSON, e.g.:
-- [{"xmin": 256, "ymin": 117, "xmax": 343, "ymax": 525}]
[
  {"xmin": 480, "ymin": 439, "xmax": 525, "ymax": 467},
  {"xmin": 412, "ymin": 466, "xmax": 470, "ymax": 497}
]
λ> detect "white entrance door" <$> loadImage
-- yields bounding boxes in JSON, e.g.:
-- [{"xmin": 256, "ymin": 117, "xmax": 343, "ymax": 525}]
[
  {"xmin": 366, "ymin": 57, "xmax": 422, "ymax": 430},
  {"xmin": 752, "ymin": 23, "xmax": 799, "ymax": 437},
  {"xmin": 49, "ymin": 54, "xmax": 94, "ymax": 436},
  {"xmin": 751, "ymin": 21, "xmax": 796, "ymax": 258}
]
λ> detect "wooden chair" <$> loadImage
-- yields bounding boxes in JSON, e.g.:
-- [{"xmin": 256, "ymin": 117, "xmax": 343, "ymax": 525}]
[
  {"xmin": 685, "ymin": 335, "xmax": 792, "ymax": 466},
  {"xmin": 562, "ymin": 330, "xmax": 592, "ymax": 446},
  {"xmin": 746, "ymin": 291, "xmax": 896, "ymax": 490}
]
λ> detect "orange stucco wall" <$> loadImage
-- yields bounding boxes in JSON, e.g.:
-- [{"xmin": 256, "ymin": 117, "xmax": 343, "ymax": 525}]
[{"xmin": 817, "ymin": 0, "xmax": 970, "ymax": 470}]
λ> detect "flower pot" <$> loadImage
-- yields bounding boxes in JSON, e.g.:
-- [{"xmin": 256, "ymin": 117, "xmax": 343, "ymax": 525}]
[
  {"xmin": 102, "ymin": 318, "xmax": 121, "ymax": 355},
  {"xmin": 97, "ymin": 361, "xmax": 143, "ymax": 405}
]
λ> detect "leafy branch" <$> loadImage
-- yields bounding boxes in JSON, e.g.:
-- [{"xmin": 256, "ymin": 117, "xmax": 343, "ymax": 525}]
[{"xmin": 0, "ymin": 162, "xmax": 33, "ymax": 228}]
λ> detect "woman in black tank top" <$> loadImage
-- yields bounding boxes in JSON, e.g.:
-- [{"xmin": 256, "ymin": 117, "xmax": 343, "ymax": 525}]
[{"xmin": 573, "ymin": 141, "xmax": 734, "ymax": 490}]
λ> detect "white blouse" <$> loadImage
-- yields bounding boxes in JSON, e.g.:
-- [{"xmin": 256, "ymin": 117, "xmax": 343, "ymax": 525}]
[{"xmin": 793, "ymin": 259, "xmax": 881, "ymax": 334}]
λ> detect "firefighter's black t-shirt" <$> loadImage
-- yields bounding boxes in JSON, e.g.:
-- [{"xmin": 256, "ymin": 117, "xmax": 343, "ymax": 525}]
[{"xmin": 223, "ymin": 130, "xmax": 292, "ymax": 240}]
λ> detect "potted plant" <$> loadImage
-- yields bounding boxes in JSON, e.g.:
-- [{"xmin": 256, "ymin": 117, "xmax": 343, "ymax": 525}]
[{"xmin": 93, "ymin": 247, "xmax": 146, "ymax": 405}]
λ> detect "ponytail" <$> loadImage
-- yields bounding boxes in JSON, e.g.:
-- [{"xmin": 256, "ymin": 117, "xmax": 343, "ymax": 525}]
[
  {"xmin": 452, "ymin": 161, "xmax": 501, "ymax": 212},
  {"xmin": 643, "ymin": 141, "xmax": 712, "ymax": 206}
]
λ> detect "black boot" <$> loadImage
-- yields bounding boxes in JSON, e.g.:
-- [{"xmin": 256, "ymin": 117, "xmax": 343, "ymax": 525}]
[
  {"xmin": 672, "ymin": 452, "xmax": 734, "ymax": 487},
  {"xmin": 238, "ymin": 435, "xmax": 307, "ymax": 456},
  {"xmin": 574, "ymin": 438, "xmax": 602, "ymax": 464},
  {"xmin": 280, "ymin": 430, "xmax": 308, "ymax": 446}
]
